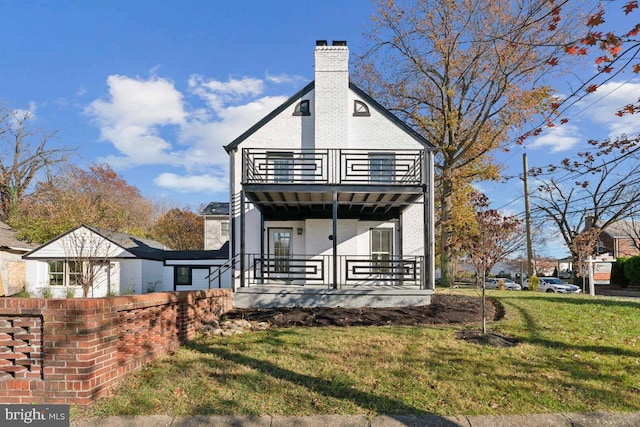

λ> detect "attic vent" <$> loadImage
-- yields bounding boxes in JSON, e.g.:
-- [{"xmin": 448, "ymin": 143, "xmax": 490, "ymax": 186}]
[
  {"xmin": 353, "ymin": 100, "xmax": 370, "ymax": 116},
  {"xmin": 293, "ymin": 100, "xmax": 310, "ymax": 116}
]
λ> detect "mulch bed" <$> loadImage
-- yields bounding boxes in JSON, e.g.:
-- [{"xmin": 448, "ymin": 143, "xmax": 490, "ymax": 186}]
[{"xmin": 224, "ymin": 294, "xmax": 503, "ymax": 327}]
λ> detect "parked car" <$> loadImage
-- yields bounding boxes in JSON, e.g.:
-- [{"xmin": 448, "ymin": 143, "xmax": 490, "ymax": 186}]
[
  {"xmin": 523, "ymin": 277, "xmax": 581, "ymax": 293},
  {"xmin": 484, "ymin": 278, "xmax": 522, "ymax": 290}
]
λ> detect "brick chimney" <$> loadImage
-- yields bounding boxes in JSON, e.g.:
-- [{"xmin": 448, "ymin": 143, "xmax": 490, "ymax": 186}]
[{"xmin": 314, "ymin": 40, "xmax": 349, "ymax": 148}]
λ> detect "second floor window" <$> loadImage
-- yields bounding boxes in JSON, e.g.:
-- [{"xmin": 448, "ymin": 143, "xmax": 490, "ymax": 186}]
[
  {"xmin": 268, "ymin": 152, "xmax": 294, "ymax": 182},
  {"xmin": 369, "ymin": 153, "xmax": 395, "ymax": 183},
  {"xmin": 220, "ymin": 221, "xmax": 229, "ymax": 237}
]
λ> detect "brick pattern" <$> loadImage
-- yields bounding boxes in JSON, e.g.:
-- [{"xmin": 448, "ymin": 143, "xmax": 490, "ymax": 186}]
[
  {"xmin": 0, "ymin": 289, "xmax": 232, "ymax": 406},
  {"xmin": 0, "ymin": 316, "xmax": 43, "ymax": 380}
]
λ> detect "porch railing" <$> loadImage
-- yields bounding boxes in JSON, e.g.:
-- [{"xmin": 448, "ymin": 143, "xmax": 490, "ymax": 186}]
[
  {"xmin": 242, "ymin": 149, "xmax": 424, "ymax": 185},
  {"xmin": 245, "ymin": 254, "xmax": 424, "ymax": 288}
]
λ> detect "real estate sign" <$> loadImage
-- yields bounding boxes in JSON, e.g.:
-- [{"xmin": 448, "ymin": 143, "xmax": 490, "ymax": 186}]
[{"xmin": 592, "ymin": 262, "xmax": 612, "ymax": 285}]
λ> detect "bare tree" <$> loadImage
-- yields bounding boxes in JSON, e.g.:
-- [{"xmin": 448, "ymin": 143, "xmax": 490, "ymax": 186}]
[
  {"xmin": 531, "ymin": 134, "xmax": 640, "ymax": 260},
  {"xmin": 0, "ymin": 105, "xmax": 73, "ymax": 221}
]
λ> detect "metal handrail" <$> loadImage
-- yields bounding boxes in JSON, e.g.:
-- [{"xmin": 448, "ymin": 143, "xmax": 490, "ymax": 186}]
[{"xmin": 206, "ymin": 254, "xmax": 240, "ymax": 289}]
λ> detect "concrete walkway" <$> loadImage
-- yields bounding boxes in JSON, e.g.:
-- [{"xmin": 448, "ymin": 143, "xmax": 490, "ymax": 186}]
[{"xmin": 71, "ymin": 412, "xmax": 640, "ymax": 427}]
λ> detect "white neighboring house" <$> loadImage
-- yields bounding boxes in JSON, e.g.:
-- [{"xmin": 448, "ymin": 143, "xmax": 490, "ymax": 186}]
[
  {"xmin": 225, "ymin": 41, "xmax": 436, "ymax": 293},
  {"xmin": 202, "ymin": 202, "xmax": 230, "ymax": 250},
  {"xmin": 23, "ymin": 225, "xmax": 230, "ymax": 298},
  {"xmin": 0, "ymin": 220, "xmax": 36, "ymax": 296}
]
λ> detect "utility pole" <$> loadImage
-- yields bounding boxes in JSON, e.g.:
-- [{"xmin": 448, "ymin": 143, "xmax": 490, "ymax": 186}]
[{"xmin": 523, "ymin": 153, "xmax": 534, "ymax": 278}]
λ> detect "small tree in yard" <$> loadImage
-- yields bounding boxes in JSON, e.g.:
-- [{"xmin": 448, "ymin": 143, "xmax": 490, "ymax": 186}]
[
  {"xmin": 61, "ymin": 227, "xmax": 118, "ymax": 297},
  {"xmin": 527, "ymin": 275, "xmax": 540, "ymax": 292}
]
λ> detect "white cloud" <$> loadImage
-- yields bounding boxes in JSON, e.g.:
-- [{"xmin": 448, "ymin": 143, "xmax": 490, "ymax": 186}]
[
  {"xmin": 188, "ymin": 75, "xmax": 265, "ymax": 111},
  {"xmin": 86, "ymin": 71, "xmax": 298, "ymax": 195},
  {"xmin": 574, "ymin": 80, "xmax": 640, "ymax": 138},
  {"xmin": 154, "ymin": 172, "xmax": 228, "ymax": 193},
  {"xmin": 266, "ymin": 72, "xmax": 306, "ymax": 85},
  {"xmin": 529, "ymin": 123, "xmax": 581, "ymax": 153}
]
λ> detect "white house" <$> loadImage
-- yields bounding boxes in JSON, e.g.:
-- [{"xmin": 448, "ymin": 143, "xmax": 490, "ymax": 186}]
[
  {"xmin": 0, "ymin": 220, "xmax": 35, "ymax": 296},
  {"xmin": 23, "ymin": 225, "xmax": 229, "ymax": 298},
  {"xmin": 224, "ymin": 41, "xmax": 436, "ymax": 306},
  {"xmin": 202, "ymin": 202, "xmax": 230, "ymax": 250}
]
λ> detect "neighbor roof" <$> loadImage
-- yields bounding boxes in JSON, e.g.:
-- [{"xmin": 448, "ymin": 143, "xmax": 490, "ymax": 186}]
[
  {"xmin": 201, "ymin": 202, "xmax": 230, "ymax": 216},
  {"xmin": 0, "ymin": 220, "xmax": 35, "ymax": 251}
]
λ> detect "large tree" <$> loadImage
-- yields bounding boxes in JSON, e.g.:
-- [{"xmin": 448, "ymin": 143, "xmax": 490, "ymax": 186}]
[
  {"xmin": 13, "ymin": 163, "xmax": 154, "ymax": 242},
  {"xmin": 150, "ymin": 208, "xmax": 204, "ymax": 250},
  {"xmin": 356, "ymin": 0, "xmax": 581, "ymax": 286},
  {"xmin": 0, "ymin": 104, "xmax": 73, "ymax": 221}
]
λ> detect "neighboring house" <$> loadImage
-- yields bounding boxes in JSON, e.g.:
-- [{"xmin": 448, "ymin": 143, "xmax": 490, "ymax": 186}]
[
  {"xmin": 202, "ymin": 202, "xmax": 230, "ymax": 250},
  {"xmin": 596, "ymin": 220, "xmax": 640, "ymax": 258},
  {"xmin": 0, "ymin": 220, "xmax": 35, "ymax": 296},
  {"xmin": 224, "ymin": 40, "xmax": 436, "ymax": 293},
  {"xmin": 23, "ymin": 225, "xmax": 229, "ymax": 298}
]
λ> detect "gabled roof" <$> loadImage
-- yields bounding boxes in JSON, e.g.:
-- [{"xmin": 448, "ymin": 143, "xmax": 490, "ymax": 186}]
[
  {"xmin": 24, "ymin": 225, "xmax": 229, "ymax": 261},
  {"xmin": 0, "ymin": 220, "xmax": 35, "ymax": 252},
  {"xmin": 225, "ymin": 81, "xmax": 314, "ymax": 152},
  {"xmin": 84, "ymin": 225, "xmax": 169, "ymax": 260},
  {"xmin": 601, "ymin": 220, "xmax": 640, "ymax": 239},
  {"xmin": 201, "ymin": 202, "xmax": 230, "ymax": 216},
  {"xmin": 223, "ymin": 80, "xmax": 435, "ymax": 152}
]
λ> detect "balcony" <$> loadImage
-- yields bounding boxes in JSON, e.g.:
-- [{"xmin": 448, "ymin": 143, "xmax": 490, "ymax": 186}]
[{"xmin": 241, "ymin": 149, "xmax": 428, "ymax": 219}]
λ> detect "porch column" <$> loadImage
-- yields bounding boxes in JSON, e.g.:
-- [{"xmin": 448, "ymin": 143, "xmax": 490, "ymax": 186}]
[
  {"xmin": 240, "ymin": 189, "xmax": 246, "ymax": 288},
  {"xmin": 398, "ymin": 213, "xmax": 404, "ymax": 286},
  {"xmin": 332, "ymin": 190, "xmax": 338, "ymax": 289},
  {"xmin": 259, "ymin": 213, "xmax": 264, "ymax": 284},
  {"xmin": 230, "ymin": 149, "xmax": 237, "ymax": 290},
  {"xmin": 424, "ymin": 150, "xmax": 436, "ymax": 290}
]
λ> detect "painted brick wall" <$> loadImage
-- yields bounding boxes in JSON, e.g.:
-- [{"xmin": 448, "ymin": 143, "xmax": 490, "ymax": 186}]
[{"xmin": 0, "ymin": 289, "xmax": 232, "ymax": 406}]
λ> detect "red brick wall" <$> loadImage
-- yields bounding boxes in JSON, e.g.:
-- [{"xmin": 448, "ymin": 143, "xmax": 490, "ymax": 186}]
[{"xmin": 0, "ymin": 289, "xmax": 232, "ymax": 406}]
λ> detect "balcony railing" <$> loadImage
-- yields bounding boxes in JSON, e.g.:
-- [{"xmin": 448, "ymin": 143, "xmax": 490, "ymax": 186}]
[
  {"xmin": 243, "ymin": 149, "xmax": 425, "ymax": 185},
  {"xmin": 245, "ymin": 254, "xmax": 424, "ymax": 288}
]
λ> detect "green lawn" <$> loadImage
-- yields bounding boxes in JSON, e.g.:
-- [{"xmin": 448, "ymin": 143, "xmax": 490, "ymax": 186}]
[{"xmin": 81, "ymin": 291, "xmax": 640, "ymax": 418}]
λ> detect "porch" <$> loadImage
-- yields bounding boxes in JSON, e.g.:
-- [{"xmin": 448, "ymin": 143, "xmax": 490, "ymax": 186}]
[{"xmin": 233, "ymin": 285, "xmax": 433, "ymax": 308}]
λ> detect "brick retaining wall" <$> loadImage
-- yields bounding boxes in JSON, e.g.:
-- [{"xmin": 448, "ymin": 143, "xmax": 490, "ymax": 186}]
[{"xmin": 0, "ymin": 289, "xmax": 232, "ymax": 406}]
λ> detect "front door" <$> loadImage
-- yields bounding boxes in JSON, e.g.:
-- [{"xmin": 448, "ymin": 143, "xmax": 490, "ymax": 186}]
[{"xmin": 269, "ymin": 228, "xmax": 292, "ymax": 279}]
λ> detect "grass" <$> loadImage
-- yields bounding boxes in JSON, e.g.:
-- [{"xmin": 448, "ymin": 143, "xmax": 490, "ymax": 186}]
[{"xmin": 79, "ymin": 290, "xmax": 640, "ymax": 419}]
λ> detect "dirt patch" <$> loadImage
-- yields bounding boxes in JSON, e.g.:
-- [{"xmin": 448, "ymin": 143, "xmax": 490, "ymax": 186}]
[{"xmin": 224, "ymin": 294, "xmax": 503, "ymax": 327}]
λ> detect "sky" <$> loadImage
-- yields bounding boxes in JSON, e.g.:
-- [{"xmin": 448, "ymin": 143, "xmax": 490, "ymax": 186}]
[{"xmin": 2, "ymin": 1, "xmax": 640, "ymax": 259}]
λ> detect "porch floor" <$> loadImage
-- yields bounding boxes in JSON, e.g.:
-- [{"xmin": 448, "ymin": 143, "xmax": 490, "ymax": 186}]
[{"xmin": 233, "ymin": 284, "xmax": 434, "ymax": 308}]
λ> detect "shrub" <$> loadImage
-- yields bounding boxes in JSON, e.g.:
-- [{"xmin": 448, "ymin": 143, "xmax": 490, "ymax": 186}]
[
  {"xmin": 624, "ymin": 256, "xmax": 640, "ymax": 285},
  {"xmin": 527, "ymin": 275, "xmax": 540, "ymax": 292},
  {"xmin": 65, "ymin": 288, "xmax": 76, "ymax": 298},
  {"xmin": 497, "ymin": 278, "xmax": 505, "ymax": 291},
  {"xmin": 40, "ymin": 287, "xmax": 53, "ymax": 298},
  {"xmin": 611, "ymin": 257, "xmax": 629, "ymax": 287},
  {"xmin": 13, "ymin": 289, "xmax": 31, "ymax": 298}
]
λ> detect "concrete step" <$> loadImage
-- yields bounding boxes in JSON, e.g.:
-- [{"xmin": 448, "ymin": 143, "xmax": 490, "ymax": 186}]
[{"xmin": 233, "ymin": 286, "xmax": 433, "ymax": 308}]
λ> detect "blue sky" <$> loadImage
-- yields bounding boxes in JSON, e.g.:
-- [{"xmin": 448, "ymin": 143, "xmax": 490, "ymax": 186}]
[{"xmin": 2, "ymin": 1, "xmax": 639, "ymax": 258}]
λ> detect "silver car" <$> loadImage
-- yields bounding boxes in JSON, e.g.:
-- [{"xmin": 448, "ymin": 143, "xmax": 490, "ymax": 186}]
[
  {"xmin": 485, "ymin": 278, "xmax": 522, "ymax": 290},
  {"xmin": 523, "ymin": 277, "xmax": 581, "ymax": 293}
]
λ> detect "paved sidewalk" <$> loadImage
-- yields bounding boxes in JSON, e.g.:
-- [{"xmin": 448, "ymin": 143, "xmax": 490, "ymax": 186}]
[{"xmin": 71, "ymin": 412, "xmax": 640, "ymax": 427}]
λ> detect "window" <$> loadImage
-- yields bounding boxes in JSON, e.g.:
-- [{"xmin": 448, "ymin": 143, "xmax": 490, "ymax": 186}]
[
  {"xmin": 371, "ymin": 229, "xmax": 393, "ymax": 272},
  {"xmin": 220, "ymin": 221, "xmax": 229, "ymax": 237},
  {"xmin": 175, "ymin": 266, "xmax": 191, "ymax": 286},
  {"xmin": 353, "ymin": 100, "xmax": 370, "ymax": 116},
  {"xmin": 293, "ymin": 100, "xmax": 310, "ymax": 116},
  {"xmin": 268, "ymin": 152, "xmax": 294, "ymax": 182},
  {"xmin": 369, "ymin": 153, "xmax": 395, "ymax": 183},
  {"xmin": 48, "ymin": 261, "xmax": 64, "ymax": 286},
  {"xmin": 47, "ymin": 260, "xmax": 82, "ymax": 287}
]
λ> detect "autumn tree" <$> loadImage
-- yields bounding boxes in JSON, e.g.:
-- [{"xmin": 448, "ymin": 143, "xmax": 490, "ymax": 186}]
[
  {"xmin": 150, "ymin": 208, "xmax": 204, "ymax": 250},
  {"xmin": 462, "ymin": 192, "xmax": 524, "ymax": 286},
  {"xmin": 0, "ymin": 104, "xmax": 73, "ymax": 221},
  {"xmin": 12, "ymin": 163, "xmax": 154, "ymax": 242},
  {"xmin": 356, "ymin": 0, "xmax": 582, "ymax": 286}
]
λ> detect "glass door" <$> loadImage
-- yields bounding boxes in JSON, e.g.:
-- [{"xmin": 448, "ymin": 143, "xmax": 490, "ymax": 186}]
[{"xmin": 269, "ymin": 228, "xmax": 292, "ymax": 278}]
